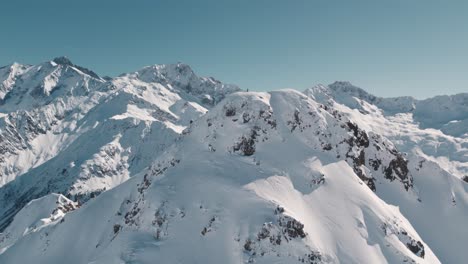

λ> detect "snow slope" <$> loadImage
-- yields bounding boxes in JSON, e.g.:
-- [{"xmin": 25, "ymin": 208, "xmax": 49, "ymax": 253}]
[
  {"xmin": 305, "ymin": 82, "xmax": 468, "ymax": 263},
  {"xmin": 0, "ymin": 60, "xmax": 466, "ymax": 263},
  {"xmin": 0, "ymin": 88, "xmax": 460, "ymax": 263},
  {"xmin": 305, "ymin": 82, "xmax": 468, "ymax": 178},
  {"xmin": 0, "ymin": 58, "xmax": 239, "ymax": 231}
]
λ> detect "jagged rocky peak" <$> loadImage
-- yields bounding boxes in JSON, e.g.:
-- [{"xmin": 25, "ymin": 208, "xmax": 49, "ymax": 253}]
[
  {"xmin": 133, "ymin": 62, "xmax": 195, "ymax": 83},
  {"xmin": 125, "ymin": 62, "xmax": 241, "ymax": 106},
  {"xmin": 51, "ymin": 56, "xmax": 101, "ymax": 80},
  {"xmin": 328, "ymin": 81, "xmax": 378, "ymax": 101},
  {"xmin": 52, "ymin": 56, "xmax": 73, "ymax": 66},
  {"xmin": 0, "ymin": 57, "xmax": 106, "ymax": 112}
]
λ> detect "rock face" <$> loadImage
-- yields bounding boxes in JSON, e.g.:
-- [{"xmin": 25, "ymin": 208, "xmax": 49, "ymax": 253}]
[{"xmin": 0, "ymin": 60, "xmax": 466, "ymax": 264}]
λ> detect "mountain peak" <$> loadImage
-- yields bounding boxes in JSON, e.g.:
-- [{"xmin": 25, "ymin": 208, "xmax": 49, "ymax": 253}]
[
  {"xmin": 50, "ymin": 56, "xmax": 102, "ymax": 80},
  {"xmin": 126, "ymin": 62, "xmax": 240, "ymax": 105},
  {"xmin": 329, "ymin": 80, "xmax": 354, "ymax": 87},
  {"xmin": 162, "ymin": 62, "xmax": 197, "ymax": 81},
  {"xmin": 328, "ymin": 81, "xmax": 367, "ymax": 94},
  {"xmin": 140, "ymin": 62, "xmax": 195, "ymax": 79},
  {"xmin": 328, "ymin": 81, "xmax": 378, "ymax": 102},
  {"xmin": 52, "ymin": 56, "xmax": 73, "ymax": 66}
]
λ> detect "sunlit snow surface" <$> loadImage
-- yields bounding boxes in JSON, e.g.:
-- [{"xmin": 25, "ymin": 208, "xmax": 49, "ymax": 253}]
[{"xmin": 0, "ymin": 60, "xmax": 467, "ymax": 263}]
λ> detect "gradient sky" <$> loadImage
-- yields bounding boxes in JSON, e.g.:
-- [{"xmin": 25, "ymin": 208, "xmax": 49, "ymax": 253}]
[{"xmin": 1, "ymin": 0, "xmax": 467, "ymax": 98}]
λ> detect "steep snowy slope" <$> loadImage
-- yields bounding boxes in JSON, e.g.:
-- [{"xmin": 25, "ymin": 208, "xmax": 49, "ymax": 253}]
[
  {"xmin": 0, "ymin": 57, "xmax": 106, "ymax": 186},
  {"xmin": 0, "ymin": 193, "xmax": 78, "ymax": 254},
  {"xmin": 305, "ymin": 82, "xmax": 468, "ymax": 178},
  {"xmin": 305, "ymin": 83, "xmax": 468, "ymax": 263},
  {"xmin": 0, "ymin": 63, "xmax": 31, "ymax": 101},
  {"xmin": 1, "ymin": 90, "xmax": 451, "ymax": 263},
  {"xmin": 0, "ymin": 58, "xmax": 240, "ymax": 231}
]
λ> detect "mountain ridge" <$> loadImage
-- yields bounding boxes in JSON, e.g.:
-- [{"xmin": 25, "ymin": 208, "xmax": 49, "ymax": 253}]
[{"xmin": 0, "ymin": 58, "xmax": 467, "ymax": 263}]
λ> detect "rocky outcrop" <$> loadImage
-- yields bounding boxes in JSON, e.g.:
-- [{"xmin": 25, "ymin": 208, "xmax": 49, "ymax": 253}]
[{"xmin": 243, "ymin": 206, "xmax": 323, "ymax": 264}]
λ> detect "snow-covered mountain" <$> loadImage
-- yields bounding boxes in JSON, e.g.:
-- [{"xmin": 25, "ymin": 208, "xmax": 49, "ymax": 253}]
[
  {"xmin": 0, "ymin": 57, "xmax": 239, "ymax": 230},
  {"xmin": 305, "ymin": 82, "xmax": 468, "ymax": 178},
  {"xmin": 0, "ymin": 60, "xmax": 466, "ymax": 263}
]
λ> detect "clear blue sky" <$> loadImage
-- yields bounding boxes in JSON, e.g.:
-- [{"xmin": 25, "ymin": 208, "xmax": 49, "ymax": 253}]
[{"xmin": 1, "ymin": 0, "xmax": 467, "ymax": 98}]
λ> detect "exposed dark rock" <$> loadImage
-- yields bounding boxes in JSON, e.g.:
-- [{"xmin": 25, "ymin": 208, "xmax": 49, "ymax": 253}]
[
  {"xmin": 53, "ymin": 56, "xmax": 101, "ymax": 79},
  {"xmin": 369, "ymin": 159, "xmax": 382, "ymax": 171},
  {"xmin": 382, "ymin": 223, "xmax": 425, "ymax": 259},
  {"xmin": 406, "ymin": 240, "xmax": 425, "ymax": 258},
  {"xmin": 322, "ymin": 143, "xmax": 332, "ymax": 151},
  {"xmin": 346, "ymin": 121, "xmax": 369, "ymax": 148},
  {"xmin": 462, "ymin": 176, "xmax": 468, "ymax": 183},
  {"xmin": 287, "ymin": 109, "xmax": 303, "ymax": 132},
  {"xmin": 299, "ymin": 252, "xmax": 323, "ymax": 264},
  {"xmin": 311, "ymin": 174, "xmax": 325, "ymax": 185},
  {"xmin": 243, "ymin": 112, "xmax": 251, "ymax": 123},
  {"xmin": 242, "ymin": 207, "xmax": 321, "ymax": 263},
  {"xmin": 257, "ymin": 225, "xmax": 271, "ymax": 240},
  {"xmin": 278, "ymin": 215, "xmax": 306, "ymax": 239},
  {"xmin": 52, "ymin": 201, "xmax": 78, "ymax": 215},
  {"xmin": 384, "ymin": 154, "xmax": 412, "ymax": 190},
  {"xmin": 225, "ymin": 105, "xmax": 236, "ymax": 117},
  {"xmin": 137, "ymin": 174, "xmax": 151, "ymax": 193},
  {"xmin": 274, "ymin": 206, "xmax": 285, "ymax": 215},
  {"xmin": 233, "ymin": 129, "xmax": 258, "ymax": 156},
  {"xmin": 201, "ymin": 216, "xmax": 216, "ymax": 236},
  {"xmin": 257, "ymin": 109, "xmax": 277, "ymax": 129},
  {"xmin": 349, "ymin": 150, "xmax": 376, "ymax": 191},
  {"xmin": 244, "ymin": 238, "xmax": 254, "ymax": 252},
  {"xmin": 418, "ymin": 160, "xmax": 425, "ymax": 169},
  {"xmin": 72, "ymin": 188, "xmax": 106, "ymax": 203},
  {"xmin": 53, "ymin": 56, "xmax": 73, "ymax": 66},
  {"xmin": 124, "ymin": 160, "xmax": 180, "ymax": 227},
  {"xmin": 153, "ymin": 204, "xmax": 167, "ymax": 228},
  {"xmin": 113, "ymin": 224, "xmax": 121, "ymax": 234}
]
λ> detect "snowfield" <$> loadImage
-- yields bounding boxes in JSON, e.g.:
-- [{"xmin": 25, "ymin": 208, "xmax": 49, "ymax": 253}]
[{"xmin": 0, "ymin": 58, "xmax": 467, "ymax": 263}]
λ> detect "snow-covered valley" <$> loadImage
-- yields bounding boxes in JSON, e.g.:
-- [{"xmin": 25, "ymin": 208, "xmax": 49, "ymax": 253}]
[{"xmin": 0, "ymin": 58, "xmax": 467, "ymax": 263}]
